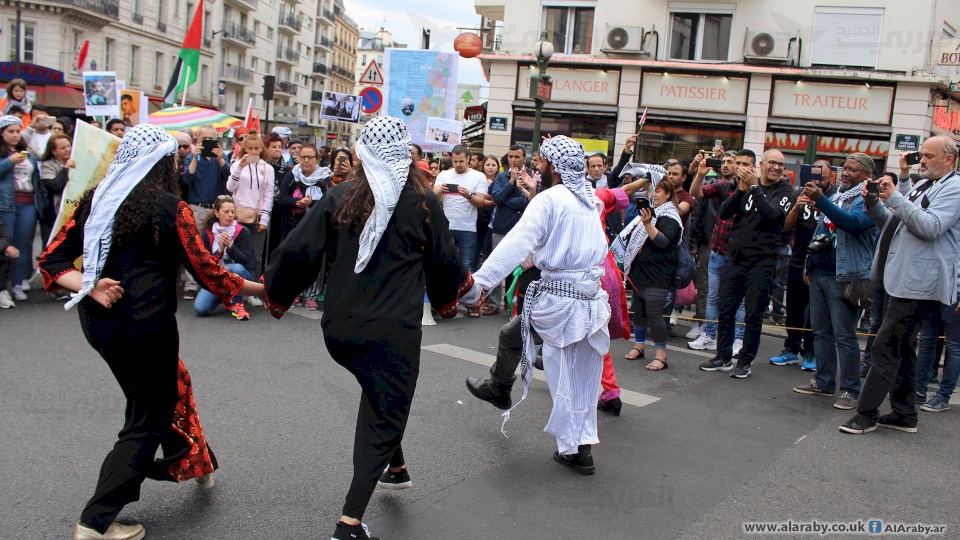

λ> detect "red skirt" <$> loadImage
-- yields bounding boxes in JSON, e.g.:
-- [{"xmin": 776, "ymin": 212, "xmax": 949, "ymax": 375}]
[{"xmin": 167, "ymin": 359, "xmax": 218, "ymax": 482}]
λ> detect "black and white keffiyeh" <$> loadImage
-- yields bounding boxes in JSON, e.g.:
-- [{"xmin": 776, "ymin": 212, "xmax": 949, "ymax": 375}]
[
  {"xmin": 539, "ymin": 136, "xmax": 595, "ymax": 209},
  {"xmin": 610, "ymin": 202, "xmax": 682, "ymax": 275},
  {"xmin": 293, "ymin": 163, "xmax": 331, "ymax": 199},
  {"xmin": 64, "ymin": 123, "xmax": 177, "ymax": 310},
  {"xmin": 618, "ymin": 162, "xmax": 667, "ymax": 188},
  {"xmin": 823, "ymin": 182, "xmax": 865, "ymax": 226},
  {"xmin": 354, "ymin": 116, "xmax": 412, "ymax": 273}
]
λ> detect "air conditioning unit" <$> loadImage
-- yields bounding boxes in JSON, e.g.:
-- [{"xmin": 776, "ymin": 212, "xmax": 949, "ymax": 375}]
[
  {"xmin": 743, "ymin": 29, "xmax": 792, "ymax": 63},
  {"xmin": 601, "ymin": 25, "xmax": 645, "ymax": 54}
]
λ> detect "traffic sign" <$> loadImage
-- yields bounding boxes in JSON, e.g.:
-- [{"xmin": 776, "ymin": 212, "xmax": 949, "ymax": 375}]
[
  {"xmin": 359, "ymin": 87, "xmax": 383, "ymax": 114},
  {"xmin": 358, "ymin": 61, "xmax": 385, "ymax": 85}
]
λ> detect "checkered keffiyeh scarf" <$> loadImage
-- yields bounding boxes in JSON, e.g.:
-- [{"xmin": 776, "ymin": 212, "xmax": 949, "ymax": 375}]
[
  {"xmin": 618, "ymin": 162, "xmax": 667, "ymax": 190},
  {"xmin": 64, "ymin": 123, "xmax": 177, "ymax": 310},
  {"xmin": 539, "ymin": 136, "xmax": 595, "ymax": 209},
  {"xmin": 353, "ymin": 116, "xmax": 412, "ymax": 273}
]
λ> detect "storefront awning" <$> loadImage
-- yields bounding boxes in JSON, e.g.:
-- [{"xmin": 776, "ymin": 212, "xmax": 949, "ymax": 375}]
[
  {"xmin": 512, "ymin": 100, "xmax": 618, "ymax": 116},
  {"xmin": 767, "ymin": 117, "xmax": 892, "ymax": 138},
  {"xmin": 38, "ymin": 84, "xmax": 85, "ymax": 110}
]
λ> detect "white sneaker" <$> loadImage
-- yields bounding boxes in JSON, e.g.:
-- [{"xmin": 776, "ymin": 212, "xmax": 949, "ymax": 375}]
[
  {"xmin": 669, "ymin": 312, "xmax": 679, "ymax": 326},
  {"xmin": 685, "ymin": 322, "xmax": 702, "ymax": 339},
  {"xmin": 0, "ymin": 290, "xmax": 15, "ymax": 308},
  {"xmin": 20, "ymin": 279, "xmax": 30, "ymax": 292},
  {"xmin": 733, "ymin": 339, "xmax": 744, "ymax": 356},
  {"xmin": 12, "ymin": 285, "xmax": 26, "ymax": 302},
  {"xmin": 73, "ymin": 521, "xmax": 145, "ymax": 540},
  {"xmin": 246, "ymin": 296, "xmax": 263, "ymax": 307},
  {"xmin": 688, "ymin": 334, "xmax": 717, "ymax": 350},
  {"xmin": 196, "ymin": 472, "xmax": 215, "ymax": 490}
]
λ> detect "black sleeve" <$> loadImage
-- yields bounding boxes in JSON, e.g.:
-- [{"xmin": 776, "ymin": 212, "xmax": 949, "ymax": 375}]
[
  {"xmin": 753, "ymin": 186, "xmax": 793, "ymax": 224},
  {"xmin": 650, "ymin": 216, "xmax": 680, "ymax": 249},
  {"xmin": 262, "ymin": 192, "xmax": 334, "ymax": 316},
  {"xmin": 227, "ymin": 227, "xmax": 258, "ymax": 276},
  {"xmin": 43, "ymin": 167, "xmax": 70, "ymax": 193},
  {"xmin": 423, "ymin": 191, "xmax": 474, "ymax": 318},
  {"xmin": 610, "ymin": 150, "xmax": 632, "ymax": 182},
  {"xmin": 277, "ymin": 171, "xmax": 298, "ymax": 209},
  {"xmin": 718, "ymin": 187, "xmax": 745, "ymax": 220}
]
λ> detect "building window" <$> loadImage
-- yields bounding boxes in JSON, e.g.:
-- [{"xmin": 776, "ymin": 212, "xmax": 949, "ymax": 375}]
[
  {"xmin": 154, "ymin": 52, "xmax": 164, "ymax": 88},
  {"xmin": 811, "ymin": 7, "xmax": 883, "ymax": 68},
  {"xmin": 130, "ymin": 45, "xmax": 140, "ymax": 84},
  {"xmin": 234, "ymin": 91, "xmax": 241, "ymax": 113},
  {"xmin": 668, "ymin": 11, "xmax": 733, "ymax": 61},
  {"xmin": 186, "ymin": 2, "xmax": 194, "ymax": 27},
  {"xmin": 200, "ymin": 64, "xmax": 209, "ymax": 93},
  {"xmin": 542, "ymin": 6, "xmax": 594, "ymax": 55},
  {"xmin": 254, "ymin": 21, "xmax": 261, "ymax": 36},
  {"xmin": 251, "ymin": 57, "xmax": 257, "ymax": 70},
  {"xmin": 267, "ymin": 27, "xmax": 274, "ymax": 40},
  {"xmin": 158, "ymin": 0, "xmax": 166, "ymax": 23},
  {"xmin": 104, "ymin": 38, "xmax": 115, "ymax": 70},
  {"xmin": 8, "ymin": 23, "xmax": 35, "ymax": 63}
]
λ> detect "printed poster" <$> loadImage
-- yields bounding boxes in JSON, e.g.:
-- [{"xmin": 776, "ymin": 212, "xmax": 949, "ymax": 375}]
[
  {"xmin": 120, "ymin": 89, "xmax": 149, "ymax": 127},
  {"xmin": 425, "ymin": 117, "xmax": 463, "ymax": 151},
  {"xmin": 319, "ymin": 91, "xmax": 361, "ymax": 124},
  {"xmin": 382, "ymin": 49, "xmax": 458, "ymax": 151},
  {"xmin": 82, "ymin": 71, "xmax": 120, "ymax": 118}
]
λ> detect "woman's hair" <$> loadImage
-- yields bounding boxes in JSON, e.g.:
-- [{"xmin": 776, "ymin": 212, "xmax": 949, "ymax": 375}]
[
  {"xmin": 335, "ymin": 163, "xmax": 431, "ymax": 232},
  {"xmin": 40, "ymin": 133, "xmax": 71, "ymax": 161},
  {"xmin": 261, "ymin": 133, "xmax": 284, "ymax": 159},
  {"xmin": 74, "ymin": 154, "xmax": 181, "ymax": 247},
  {"xmin": 482, "ymin": 155, "xmax": 500, "ymax": 176},
  {"xmin": 0, "ymin": 124, "xmax": 27, "ymax": 156},
  {"xmin": 202, "ymin": 196, "xmax": 234, "ymax": 230},
  {"xmin": 56, "ymin": 116, "xmax": 74, "ymax": 136},
  {"xmin": 655, "ymin": 179, "xmax": 679, "ymax": 206},
  {"xmin": 331, "ymin": 147, "xmax": 352, "ymax": 165},
  {"xmin": 5, "ymin": 78, "xmax": 26, "ymax": 95}
]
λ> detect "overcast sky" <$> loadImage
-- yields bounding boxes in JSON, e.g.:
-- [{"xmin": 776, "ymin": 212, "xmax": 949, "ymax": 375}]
[{"xmin": 343, "ymin": 0, "xmax": 489, "ymax": 86}]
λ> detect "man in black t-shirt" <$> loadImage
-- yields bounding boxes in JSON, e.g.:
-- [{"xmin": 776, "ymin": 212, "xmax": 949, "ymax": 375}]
[
  {"xmin": 771, "ymin": 160, "xmax": 836, "ymax": 370},
  {"xmin": 699, "ymin": 149, "xmax": 795, "ymax": 378}
]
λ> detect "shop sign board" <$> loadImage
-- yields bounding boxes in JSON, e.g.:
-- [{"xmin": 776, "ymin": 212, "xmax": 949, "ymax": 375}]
[
  {"xmin": 519, "ymin": 67, "xmax": 619, "ymax": 105},
  {"xmin": 489, "ymin": 116, "xmax": 508, "ymax": 131},
  {"xmin": 933, "ymin": 99, "xmax": 960, "ymax": 136},
  {"xmin": 894, "ymin": 134, "xmax": 921, "ymax": 152},
  {"xmin": 936, "ymin": 39, "xmax": 960, "ymax": 66},
  {"xmin": 771, "ymin": 80, "xmax": 894, "ymax": 124},
  {"xmin": 640, "ymin": 72, "xmax": 748, "ymax": 114}
]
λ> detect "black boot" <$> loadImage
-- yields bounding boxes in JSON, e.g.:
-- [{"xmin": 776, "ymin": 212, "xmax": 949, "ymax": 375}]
[
  {"xmin": 332, "ymin": 521, "xmax": 380, "ymax": 540},
  {"xmin": 465, "ymin": 377, "xmax": 512, "ymax": 410},
  {"xmin": 597, "ymin": 396, "xmax": 622, "ymax": 416},
  {"xmin": 553, "ymin": 444, "xmax": 595, "ymax": 475}
]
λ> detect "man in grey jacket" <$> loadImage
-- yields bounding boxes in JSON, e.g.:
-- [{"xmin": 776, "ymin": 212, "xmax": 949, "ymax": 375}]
[{"xmin": 840, "ymin": 136, "xmax": 960, "ymax": 435}]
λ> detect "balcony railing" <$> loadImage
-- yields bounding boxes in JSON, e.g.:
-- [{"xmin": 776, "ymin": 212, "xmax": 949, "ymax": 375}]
[
  {"xmin": 277, "ymin": 45, "xmax": 299, "ymax": 64},
  {"xmin": 331, "ymin": 66, "xmax": 354, "ymax": 80},
  {"xmin": 220, "ymin": 64, "xmax": 253, "ymax": 83},
  {"xmin": 226, "ymin": 0, "xmax": 258, "ymax": 9},
  {"xmin": 312, "ymin": 63, "xmax": 328, "ymax": 75},
  {"xmin": 276, "ymin": 80, "xmax": 298, "ymax": 95},
  {"xmin": 311, "ymin": 90, "xmax": 323, "ymax": 102},
  {"xmin": 321, "ymin": 8, "xmax": 334, "ymax": 20},
  {"xmin": 278, "ymin": 13, "xmax": 302, "ymax": 32},
  {"xmin": 221, "ymin": 21, "xmax": 255, "ymax": 46},
  {"xmin": 132, "ymin": 12, "xmax": 143, "ymax": 24},
  {"xmin": 316, "ymin": 36, "xmax": 332, "ymax": 48},
  {"xmin": 50, "ymin": 0, "xmax": 120, "ymax": 18}
]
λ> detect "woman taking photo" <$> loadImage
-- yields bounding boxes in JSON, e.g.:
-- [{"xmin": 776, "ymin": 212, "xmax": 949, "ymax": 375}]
[
  {"xmin": 195, "ymin": 196, "xmax": 258, "ymax": 320},
  {"xmin": 38, "ymin": 124, "xmax": 264, "ymax": 540},
  {"xmin": 39, "ymin": 134, "xmax": 75, "ymax": 280},
  {"xmin": 329, "ymin": 146, "xmax": 354, "ymax": 187},
  {"xmin": 618, "ymin": 179, "xmax": 682, "ymax": 371},
  {"xmin": 262, "ymin": 133, "xmax": 290, "ymax": 195},
  {"xmin": 477, "ymin": 155, "xmax": 499, "ymax": 269},
  {"xmin": 0, "ymin": 115, "xmax": 42, "ymax": 302},
  {"xmin": 227, "ymin": 133, "xmax": 275, "ymax": 274}
]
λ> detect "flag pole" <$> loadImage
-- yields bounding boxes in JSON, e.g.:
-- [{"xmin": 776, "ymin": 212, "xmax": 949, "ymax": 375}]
[{"xmin": 180, "ymin": 66, "xmax": 190, "ymax": 107}]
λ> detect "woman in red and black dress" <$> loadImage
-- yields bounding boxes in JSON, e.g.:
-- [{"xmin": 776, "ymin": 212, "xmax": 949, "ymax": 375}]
[{"xmin": 39, "ymin": 124, "xmax": 264, "ymax": 540}]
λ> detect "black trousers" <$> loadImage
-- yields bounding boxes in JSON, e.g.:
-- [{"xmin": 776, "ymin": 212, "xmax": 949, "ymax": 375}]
[
  {"xmin": 324, "ymin": 332, "xmax": 418, "ymax": 519},
  {"xmin": 78, "ymin": 313, "xmax": 182, "ymax": 533},
  {"xmin": 489, "ymin": 313, "xmax": 542, "ymax": 390},
  {"xmin": 858, "ymin": 296, "xmax": 940, "ymax": 422},
  {"xmin": 0, "ymin": 254, "xmax": 13, "ymax": 290},
  {"xmin": 783, "ymin": 264, "xmax": 814, "ymax": 355},
  {"xmin": 717, "ymin": 260, "xmax": 776, "ymax": 364}
]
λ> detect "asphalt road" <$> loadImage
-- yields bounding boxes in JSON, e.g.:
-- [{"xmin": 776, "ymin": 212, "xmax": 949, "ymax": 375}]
[{"xmin": 2, "ymin": 293, "xmax": 958, "ymax": 540}]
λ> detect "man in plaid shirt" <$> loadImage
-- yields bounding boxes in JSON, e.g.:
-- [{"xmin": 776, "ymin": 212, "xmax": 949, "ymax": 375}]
[{"xmin": 687, "ymin": 150, "xmax": 755, "ymax": 352}]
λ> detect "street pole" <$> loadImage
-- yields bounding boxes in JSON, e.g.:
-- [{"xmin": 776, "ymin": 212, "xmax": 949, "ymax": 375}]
[
  {"xmin": 15, "ymin": 1, "xmax": 22, "ymax": 78},
  {"xmin": 532, "ymin": 70, "xmax": 544, "ymax": 155},
  {"xmin": 530, "ymin": 32, "xmax": 553, "ymax": 155}
]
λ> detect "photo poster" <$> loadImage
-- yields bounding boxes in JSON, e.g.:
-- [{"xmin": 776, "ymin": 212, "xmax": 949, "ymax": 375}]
[
  {"xmin": 82, "ymin": 71, "xmax": 120, "ymax": 118},
  {"xmin": 382, "ymin": 49, "xmax": 459, "ymax": 151},
  {"xmin": 119, "ymin": 89, "xmax": 149, "ymax": 127},
  {"xmin": 425, "ymin": 116, "xmax": 463, "ymax": 151},
  {"xmin": 319, "ymin": 91, "xmax": 361, "ymax": 124}
]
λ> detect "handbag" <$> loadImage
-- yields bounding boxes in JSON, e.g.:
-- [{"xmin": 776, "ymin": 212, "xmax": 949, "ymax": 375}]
[
  {"xmin": 675, "ymin": 280, "xmax": 697, "ymax": 307},
  {"xmin": 235, "ymin": 162, "xmax": 263, "ymax": 225},
  {"xmin": 841, "ymin": 279, "xmax": 874, "ymax": 309}
]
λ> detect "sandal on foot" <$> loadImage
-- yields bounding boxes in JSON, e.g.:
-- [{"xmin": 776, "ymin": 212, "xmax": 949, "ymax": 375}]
[
  {"xmin": 468, "ymin": 307, "xmax": 481, "ymax": 318},
  {"xmin": 625, "ymin": 346, "xmax": 645, "ymax": 360},
  {"xmin": 646, "ymin": 358, "xmax": 668, "ymax": 371}
]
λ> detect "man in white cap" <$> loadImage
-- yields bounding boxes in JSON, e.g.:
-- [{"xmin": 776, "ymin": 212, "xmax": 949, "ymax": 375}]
[{"xmin": 464, "ymin": 136, "xmax": 611, "ymax": 474}]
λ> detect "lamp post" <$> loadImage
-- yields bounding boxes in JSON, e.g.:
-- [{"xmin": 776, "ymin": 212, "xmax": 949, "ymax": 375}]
[{"xmin": 530, "ymin": 31, "xmax": 554, "ymax": 155}]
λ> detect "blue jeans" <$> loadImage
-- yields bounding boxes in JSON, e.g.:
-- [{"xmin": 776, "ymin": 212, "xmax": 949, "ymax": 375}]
[
  {"xmin": 703, "ymin": 251, "xmax": 744, "ymax": 340},
  {"xmin": 194, "ymin": 263, "xmax": 252, "ymax": 315},
  {"xmin": 917, "ymin": 294, "xmax": 960, "ymax": 401},
  {"xmin": 0, "ymin": 202, "xmax": 37, "ymax": 287},
  {"xmin": 450, "ymin": 229, "xmax": 478, "ymax": 272},
  {"xmin": 809, "ymin": 274, "xmax": 862, "ymax": 397}
]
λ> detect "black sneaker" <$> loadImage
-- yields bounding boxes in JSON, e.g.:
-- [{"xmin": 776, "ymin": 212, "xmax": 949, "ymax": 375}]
[
  {"xmin": 553, "ymin": 444, "xmax": 595, "ymax": 475},
  {"xmin": 699, "ymin": 356, "xmax": 733, "ymax": 372},
  {"xmin": 877, "ymin": 413, "xmax": 918, "ymax": 433},
  {"xmin": 465, "ymin": 377, "xmax": 512, "ymax": 410},
  {"xmin": 377, "ymin": 468, "xmax": 412, "ymax": 490},
  {"xmin": 730, "ymin": 362, "xmax": 752, "ymax": 379},
  {"xmin": 839, "ymin": 413, "xmax": 877, "ymax": 434},
  {"xmin": 793, "ymin": 379, "xmax": 833, "ymax": 396},
  {"xmin": 332, "ymin": 521, "xmax": 380, "ymax": 540}
]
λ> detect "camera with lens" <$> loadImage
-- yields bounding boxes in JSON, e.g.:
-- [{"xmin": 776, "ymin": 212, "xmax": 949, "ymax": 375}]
[
  {"xmin": 632, "ymin": 192, "xmax": 652, "ymax": 213},
  {"xmin": 807, "ymin": 233, "xmax": 833, "ymax": 255}
]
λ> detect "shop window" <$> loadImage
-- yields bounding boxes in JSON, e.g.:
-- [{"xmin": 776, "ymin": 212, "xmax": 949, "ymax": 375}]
[
  {"xmin": 542, "ymin": 5, "xmax": 595, "ymax": 55},
  {"xmin": 635, "ymin": 121, "xmax": 744, "ymax": 165},
  {"xmin": 668, "ymin": 12, "xmax": 732, "ymax": 61},
  {"xmin": 811, "ymin": 7, "xmax": 883, "ymax": 68}
]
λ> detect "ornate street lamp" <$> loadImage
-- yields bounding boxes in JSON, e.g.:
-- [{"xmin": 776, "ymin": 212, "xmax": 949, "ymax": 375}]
[{"xmin": 530, "ymin": 31, "xmax": 554, "ymax": 154}]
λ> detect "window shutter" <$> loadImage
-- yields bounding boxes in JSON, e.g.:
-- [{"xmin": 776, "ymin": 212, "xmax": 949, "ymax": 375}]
[{"xmin": 811, "ymin": 7, "xmax": 884, "ymax": 68}]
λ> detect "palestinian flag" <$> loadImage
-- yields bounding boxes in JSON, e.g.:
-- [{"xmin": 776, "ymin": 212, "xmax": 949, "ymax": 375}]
[
  {"xmin": 164, "ymin": 0, "xmax": 203, "ymax": 104},
  {"xmin": 637, "ymin": 107, "xmax": 648, "ymax": 132}
]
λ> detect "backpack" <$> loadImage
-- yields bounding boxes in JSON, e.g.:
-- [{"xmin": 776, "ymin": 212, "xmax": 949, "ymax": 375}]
[{"xmin": 673, "ymin": 235, "xmax": 696, "ymax": 289}]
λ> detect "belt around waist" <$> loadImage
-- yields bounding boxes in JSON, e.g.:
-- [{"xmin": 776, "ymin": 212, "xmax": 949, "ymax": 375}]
[{"xmin": 193, "ymin": 202, "xmax": 215, "ymax": 209}]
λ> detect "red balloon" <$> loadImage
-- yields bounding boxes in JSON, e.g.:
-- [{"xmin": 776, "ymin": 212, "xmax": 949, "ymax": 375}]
[{"xmin": 454, "ymin": 33, "xmax": 483, "ymax": 59}]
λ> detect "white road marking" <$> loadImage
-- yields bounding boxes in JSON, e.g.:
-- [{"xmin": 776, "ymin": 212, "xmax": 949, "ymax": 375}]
[{"xmin": 423, "ymin": 343, "xmax": 660, "ymax": 409}]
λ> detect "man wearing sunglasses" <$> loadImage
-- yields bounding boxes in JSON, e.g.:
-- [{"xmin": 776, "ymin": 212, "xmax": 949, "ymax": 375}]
[
  {"xmin": 699, "ymin": 148, "xmax": 795, "ymax": 379},
  {"xmin": 182, "ymin": 124, "xmax": 230, "ymax": 300}
]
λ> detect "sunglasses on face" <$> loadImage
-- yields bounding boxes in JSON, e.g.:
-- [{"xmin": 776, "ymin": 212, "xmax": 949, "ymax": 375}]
[
  {"xmin": 179, "ymin": 144, "xmax": 190, "ymax": 149},
  {"xmin": 237, "ymin": 137, "xmax": 246, "ymax": 143}
]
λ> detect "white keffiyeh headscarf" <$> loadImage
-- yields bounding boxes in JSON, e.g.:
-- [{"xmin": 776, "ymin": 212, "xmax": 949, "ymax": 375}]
[
  {"xmin": 353, "ymin": 116, "xmax": 412, "ymax": 273},
  {"xmin": 293, "ymin": 163, "xmax": 332, "ymax": 200},
  {"xmin": 611, "ymin": 202, "xmax": 682, "ymax": 275},
  {"xmin": 64, "ymin": 124, "xmax": 177, "ymax": 310},
  {"xmin": 539, "ymin": 136, "xmax": 595, "ymax": 209},
  {"xmin": 619, "ymin": 162, "xmax": 667, "ymax": 187}
]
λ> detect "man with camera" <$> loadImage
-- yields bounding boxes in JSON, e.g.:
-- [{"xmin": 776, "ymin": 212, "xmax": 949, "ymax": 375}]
[
  {"xmin": 488, "ymin": 145, "xmax": 533, "ymax": 313},
  {"xmin": 841, "ymin": 136, "xmax": 960, "ymax": 434},
  {"xmin": 791, "ymin": 153, "xmax": 877, "ymax": 410},
  {"xmin": 181, "ymin": 124, "xmax": 230, "ymax": 300},
  {"xmin": 698, "ymin": 149, "xmax": 794, "ymax": 378}
]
